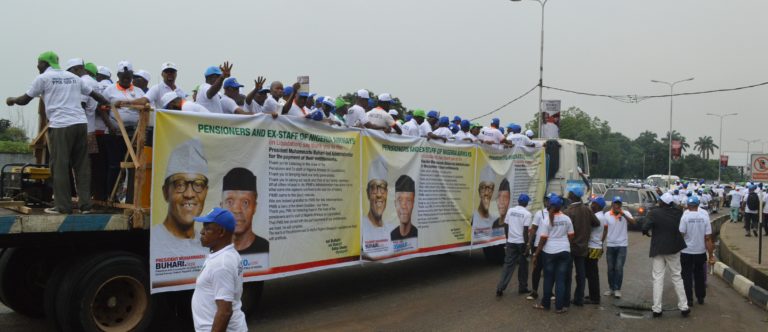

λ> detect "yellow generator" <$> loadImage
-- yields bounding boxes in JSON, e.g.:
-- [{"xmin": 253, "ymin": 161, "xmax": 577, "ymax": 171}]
[{"xmin": 0, "ymin": 163, "xmax": 52, "ymax": 206}]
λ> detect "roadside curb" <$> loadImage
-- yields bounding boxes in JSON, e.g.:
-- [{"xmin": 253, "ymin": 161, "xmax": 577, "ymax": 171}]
[{"xmin": 713, "ymin": 261, "xmax": 768, "ymax": 311}]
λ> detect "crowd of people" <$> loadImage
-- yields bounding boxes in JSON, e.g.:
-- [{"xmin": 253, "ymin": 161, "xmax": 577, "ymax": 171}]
[
  {"xmin": 494, "ymin": 185, "xmax": 717, "ymax": 317},
  {"xmin": 5, "ymin": 52, "xmax": 543, "ymax": 215}
]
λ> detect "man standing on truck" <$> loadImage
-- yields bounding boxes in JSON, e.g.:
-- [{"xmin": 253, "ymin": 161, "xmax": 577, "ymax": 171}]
[
  {"xmin": 6, "ymin": 51, "xmax": 111, "ymax": 214},
  {"xmin": 221, "ymin": 168, "xmax": 269, "ymax": 256},
  {"xmin": 362, "ymin": 157, "xmax": 393, "ymax": 260},
  {"xmin": 192, "ymin": 207, "xmax": 247, "ymax": 332},
  {"xmin": 153, "ymin": 138, "xmax": 210, "ymax": 246}
]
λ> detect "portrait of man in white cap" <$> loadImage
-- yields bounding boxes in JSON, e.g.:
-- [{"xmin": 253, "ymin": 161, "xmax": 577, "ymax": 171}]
[
  {"xmin": 153, "ymin": 139, "xmax": 209, "ymax": 244},
  {"xmin": 472, "ymin": 165, "xmax": 499, "ymax": 243},
  {"xmin": 362, "ymin": 157, "xmax": 393, "ymax": 260}
]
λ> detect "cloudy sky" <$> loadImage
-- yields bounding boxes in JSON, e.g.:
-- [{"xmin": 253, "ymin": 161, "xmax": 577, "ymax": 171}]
[{"xmin": 2, "ymin": 0, "xmax": 766, "ymax": 165}]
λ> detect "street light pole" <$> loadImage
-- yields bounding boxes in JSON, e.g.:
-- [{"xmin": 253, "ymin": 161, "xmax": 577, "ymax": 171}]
[
  {"xmin": 651, "ymin": 77, "xmax": 694, "ymax": 189},
  {"xmin": 706, "ymin": 112, "xmax": 738, "ymax": 183},
  {"xmin": 511, "ymin": 0, "xmax": 548, "ymax": 138}
]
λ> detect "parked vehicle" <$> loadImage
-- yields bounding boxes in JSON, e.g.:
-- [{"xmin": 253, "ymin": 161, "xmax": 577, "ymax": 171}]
[{"xmin": 604, "ymin": 187, "xmax": 659, "ymax": 230}]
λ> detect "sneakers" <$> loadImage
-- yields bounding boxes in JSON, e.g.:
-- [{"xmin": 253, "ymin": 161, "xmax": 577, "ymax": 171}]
[
  {"xmin": 518, "ymin": 289, "xmax": 531, "ymax": 295},
  {"xmin": 753, "ymin": 229, "xmax": 759, "ymax": 237},
  {"xmin": 80, "ymin": 209, "xmax": 92, "ymax": 214},
  {"xmin": 526, "ymin": 292, "xmax": 538, "ymax": 300},
  {"xmin": 604, "ymin": 290, "xmax": 613, "ymax": 296},
  {"xmin": 44, "ymin": 207, "xmax": 63, "ymax": 215},
  {"xmin": 614, "ymin": 290, "xmax": 622, "ymax": 298},
  {"xmin": 681, "ymin": 309, "xmax": 691, "ymax": 317},
  {"xmin": 652, "ymin": 311, "xmax": 663, "ymax": 318},
  {"xmin": 496, "ymin": 290, "xmax": 503, "ymax": 297},
  {"xmin": 697, "ymin": 298, "xmax": 704, "ymax": 305}
]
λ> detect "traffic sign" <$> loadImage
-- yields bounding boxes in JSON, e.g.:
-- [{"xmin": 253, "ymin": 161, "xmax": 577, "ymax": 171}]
[{"xmin": 751, "ymin": 154, "xmax": 768, "ymax": 182}]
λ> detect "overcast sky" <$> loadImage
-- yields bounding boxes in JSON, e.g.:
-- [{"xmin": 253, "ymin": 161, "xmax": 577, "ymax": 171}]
[{"xmin": 2, "ymin": 0, "xmax": 766, "ymax": 165}]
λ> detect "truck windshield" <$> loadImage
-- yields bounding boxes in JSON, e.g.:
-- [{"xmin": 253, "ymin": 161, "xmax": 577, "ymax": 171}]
[{"xmin": 604, "ymin": 189, "xmax": 640, "ymax": 204}]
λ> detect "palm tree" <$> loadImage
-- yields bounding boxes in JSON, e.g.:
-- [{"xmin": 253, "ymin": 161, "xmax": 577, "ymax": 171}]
[
  {"xmin": 694, "ymin": 136, "xmax": 718, "ymax": 159},
  {"xmin": 661, "ymin": 130, "xmax": 690, "ymax": 153}
]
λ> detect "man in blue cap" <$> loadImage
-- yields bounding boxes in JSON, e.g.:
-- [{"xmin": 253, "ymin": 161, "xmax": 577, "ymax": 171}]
[
  {"xmin": 586, "ymin": 196, "xmax": 608, "ymax": 304},
  {"xmin": 453, "ymin": 120, "xmax": 473, "ymax": 142},
  {"xmin": 453, "ymin": 115, "xmax": 462, "ymax": 127},
  {"xmin": 604, "ymin": 196, "xmax": 637, "ymax": 299},
  {"xmin": 221, "ymin": 78, "xmax": 250, "ymax": 114},
  {"xmin": 196, "ymin": 62, "xmax": 233, "ymax": 113},
  {"xmin": 426, "ymin": 110, "xmax": 440, "ymax": 130},
  {"xmin": 564, "ymin": 187, "xmax": 601, "ymax": 306},
  {"xmin": 505, "ymin": 123, "xmax": 536, "ymax": 148},
  {"xmin": 479, "ymin": 118, "xmax": 505, "ymax": 145},
  {"xmin": 496, "ymin": 193, "xmax": 533, "ymax": 297},
  {"xmin": 430, "ymin": 116, "xmax": 452, "ymax": 142},
  {"xmin": 192, "ymin": 207, "xmax": 247, "ymax": 332}
]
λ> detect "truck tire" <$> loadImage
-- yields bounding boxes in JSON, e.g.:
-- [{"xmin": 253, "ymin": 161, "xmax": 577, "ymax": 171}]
[
  {"xmin": 0, "ymin": 247, "xmax": 50, "ymax": 318},
  {"xmin": 483, "ymin": 245, "xmax": 505, "ymax": 264},
  {"xmin": 55, "ymin": 252, "xmax": 153, "ymax": 332},
  {"xmin": 241, "ymin": 281, "xmax": 264, "ymax": 318},
  {"xmin": 44, "ymin": 257, "xmax": 76, "ymax": 331}
]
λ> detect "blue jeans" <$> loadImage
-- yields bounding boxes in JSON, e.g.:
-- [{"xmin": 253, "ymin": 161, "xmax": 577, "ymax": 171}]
[
  {"xmin": 606, "ymin": 246, "xmax": 627, "ymax": 291},
  {"xmin": 729, "ymin": 207, "xmax": 739, "ymax": 222},
  {"xmin": 541, "ymin": 251, "xmax": 572, "ymax": 310}
]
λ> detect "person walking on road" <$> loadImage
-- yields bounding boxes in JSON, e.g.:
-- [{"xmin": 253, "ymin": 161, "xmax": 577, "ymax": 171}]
[
  {"xmin": 192, "ymin": 208, "xmax": 247, "ymax": 332},
  {"xmin": 532, "ymin": 195, "xmax": 575, "ymax": 313},
  {"xmin": 743, "ymin": 185, "xmax": 761, "ymax": 237},
  {"xmin": 496, "ymin": 194, "xmax": 533, "ymax": 297},
  {"xmin": 679, "ymin": 196, "xmax": 715, "ymax": 306},
  {"xmin": 604, "ymin": 196, "xmax": 636, "ymax": 299},
  {"xmin": 727, "ymin": 186, "xmax": 743, "ymax": 223},
  {"xmin": 564, "ymin": 188, "xmax": 601, "ymax": 306},
  {"xmin": 585, "ymin": 196, "xmax": 608, "ymax": 305},
  {"xmin": 641, "ymin": 193, "xmax": 690, "ymax": 318}
]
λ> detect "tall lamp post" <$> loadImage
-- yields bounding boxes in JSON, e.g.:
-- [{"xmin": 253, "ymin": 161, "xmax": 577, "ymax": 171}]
[
  {"xmin": 739, "ymin": 138, "xmax": 760, "ymax": 177},
  {"xmin": 706, "ymin": 112, "xmax": 738, "ymax": 183},
  {"xmin": 511, "ymin": 0, "xmax": 548, "ymax": 138},
  {"xmin": 651, "ymin": 77, "xmax": 695, "ymax": 188}
]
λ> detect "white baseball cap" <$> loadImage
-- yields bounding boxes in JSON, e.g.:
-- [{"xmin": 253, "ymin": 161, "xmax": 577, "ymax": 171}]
[
  {"xmin": 660, "ymin": 193, "xmax": 675, "ymax": 205},
  {"xmin": 117, "ymin": 60, "xmax": 133, "ymax": 73},
  {"xmin": 356, "ymin": 89, "xmax": 370, "ymax": 99},
  {"xmin": 64, "ymin": 58, "xmax": 84, "ymax": 71},
  {"xmin": 97, "ymin": 66, "xmax": 112, "ymax": 77},
  {"xmin": 525, "ymin": 129, "xmax": 534, "ymax": 138},
  {"xmin": 160, "ymin": 62, "xmax": 178, "ymax": 72},
  {"xmin": 388, "ymin": 109, "xmax": 399, "ymax": 117},
  {"xmin": 378, "ymin": 93, "xmax": 393, "ymax": 102},
  {"xmin": 134, "ymin": 70, "xmax": 151, "ymax": 82},
  {"xmin": 160, "ymin": 92, "xmax": 181, "ymax": 109}
]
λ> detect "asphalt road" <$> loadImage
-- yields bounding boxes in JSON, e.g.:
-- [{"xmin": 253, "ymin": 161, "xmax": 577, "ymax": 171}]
[{"xmin": 2, "ymin": 213, "xmax": 767, "ymax": 331}]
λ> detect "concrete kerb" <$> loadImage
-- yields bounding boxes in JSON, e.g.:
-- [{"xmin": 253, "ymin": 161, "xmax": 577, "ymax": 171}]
[{"xmin": 713, "ymin": 261, "xmax": 768, "ymax": 311}]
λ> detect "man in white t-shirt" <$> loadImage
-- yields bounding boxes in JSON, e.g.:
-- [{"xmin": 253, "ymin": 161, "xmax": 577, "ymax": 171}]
[
  {"xmin": 679, "ymin": 196, "xmax": 714, "ymax": 307},
  {"xmin": 6, "ymin": 51, "xmax": 110, "ymax": 214},
  {"xmin": 245, "ymin": 76, "xmax": 276, "ymax": 116},
  {"xmin": 742, "ymin": 185, "xmax": 760, "ymax": 236},
  {"xmin": 196, "ymin": 62, "xmax": 232, "ymax": 113},
  {"xmin": 504, "ymin": 123, "xmax": 535, "ymax": 148},
  {"xmin": 220, "ymin": 78, "xmax": 249, "ymax": 114},
  {"xmin": 192, "ymin": 208, "xmax": 247, "ymax": 332},
  {"xmin": 345, "ymin": 90, "xmax": 370, "ymax": 128},
  {"xmin": 496, "ymin": 193, "xmax": 533, "ymax": 296},
  {"xmin": 366, "ymin": 93, "xmax": 401, "ymax": 134},
  {"xmin": 453, "ymin": 120, "xmax": 473, "ymax": 142},
  {"xmin": 261, "ymin": 81, "xmax": 297, "ymax": 116},
  {"xmin": 430, "ymin": 117, "xmax": 452, "ymax": 142},
  {"xmin": 132, "ymin": 70, "xmax": 151, "ymax": 93},
  {"xmin": 400, "ymin": 110, "xmax": 421, "ymax": 137},
  {"xmin": 136, "ymin": 62, "xmax": 188, "ymax": 110},
  {"xmin": 604, "ymin": 196, "xmax": 636, "ymax": 298},
  {"xmin": 585, "ymin": 196, "xmax": 608, "ymax": 304},
  {"xmin": 479, "ymin": 118, "xmax": 505, "ymax": 145}
]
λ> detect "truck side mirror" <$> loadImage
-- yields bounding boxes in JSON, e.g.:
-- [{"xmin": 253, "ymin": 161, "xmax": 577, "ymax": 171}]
[{"xmin": 590, "ymin": 151, "xmax": 598, "ymax": 165}]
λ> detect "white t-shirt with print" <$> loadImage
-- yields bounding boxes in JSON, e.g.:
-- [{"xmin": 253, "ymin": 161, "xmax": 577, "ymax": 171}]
[
  {"xmin": 261, "ymin": 95, "xmax": 280, "ymax": 114},
  {"xmin": 506, "ymin": 133, "xmax": 534, "ymax": 147},
  {"xmin": 191, "ymin": 244, "xmax": 247, "ymax": 332},
  {"xmin": 220, "ymin": 95, "xmax": 241, "ymax": 114},
  {"xmin": 196, "ymin": 83, "xmax": 223, "ymax": 113},
  {"xmin": 588, "ymin": 211, "xmax": 608, "ymax": 249},
  {"xmin": 345, "ymin": 105, "xmax": 368, "ymax": 127},
  {"xmin": 400, "ymin": 119, "xmax": 420, "ymax": 137},
  {"xmin": 418, "ymin": 121, "xmax": 433, "ymax": 137},
  {"xmin": 679, "ymin": 209, "xmax": 712, "ymax": 255},
  {"xmin": 145, "ymin": 82, "xmax": 188, "ymax": 109},
  {"xmin": 366, "ymin": 107, "xmax": 395, "ymax": 129},
  {"xmin": 285, "ymin": 103, "xmax": 307, "ymax": 117},
  {"xmin": 25, "ymin": 68, "xmax": 91, "ymax": 128},
  {"xmin": 605, "ymin": 210, "xmax": 633, "ymax": 247},
  {"xmin": 531, "ymin": 209, "xmax": 549, "ymax": 247},
  {"xmin": 505, "ymin": 205, "xmax": 532, "ymax": 244},
  {"xmin": 539, "ymin": 212, "xmax": 574, "ymax": 254},
  {"xmin": 102, "ymin": 83, "xmax": 145, "ymax": 127},
  {"xmin": 80, "ymin": 75, "xmax": 100, "ymax": 133},
  {"xmin": 432, "ymin": 127, "xmax": 453, "ymax": 140},
  {"xmin": 479, "ymin": 127, "xmax": 504, "ymax": 144}
]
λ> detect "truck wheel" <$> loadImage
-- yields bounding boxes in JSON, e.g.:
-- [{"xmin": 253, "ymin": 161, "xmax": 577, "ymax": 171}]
[
  {"xmin": 44, "ymin": 257, "xmax": 77, "ymax": 331},
  {"xmin": 483, "ymin": 245, "xmax": 505, "ymax": 264},
  {"xmin": 0, "ymin": 247, "xmax": 50, "ymax": 318},
  {"xmin": 241, "ymin": 281, "xmax": 264, "ymax": 318},
  {"xmin": 55, "ymin": 252, "xmax": 153, "ymax": 332}
]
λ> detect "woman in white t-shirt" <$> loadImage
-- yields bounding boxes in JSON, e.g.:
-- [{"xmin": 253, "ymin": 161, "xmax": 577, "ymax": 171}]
[
  {"xmin": 532, "ymin": 195, "xmax": 574, "ymax": 313},
  {"xmin": 604, "ymin": 196, "xmax": 636, "ymax": 299}
]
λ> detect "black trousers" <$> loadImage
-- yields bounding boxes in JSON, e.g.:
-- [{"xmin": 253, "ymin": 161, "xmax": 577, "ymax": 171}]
[
  {"xmin": 571, "ymin": 255, "xmax": 586, "ymax": 304},
  {"xmin": 531, "ymin": 246, "xmax": 543, "ymax": 293},
  {"xmin": 585, "ymin": 256, "xmax": 601, "ymax": 302},
  {"xmin": 680, "ymin": 253, "xmax": 707, "ymax": 303}
]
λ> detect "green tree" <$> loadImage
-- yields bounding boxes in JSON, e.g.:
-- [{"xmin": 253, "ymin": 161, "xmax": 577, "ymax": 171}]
[
  {"xmin": 693, "ymin": 136, "xmax": 718, "ymax": 159},
  {"xmin": 0, "ymin": 126, "xmax": 28, "ymax": 142}
]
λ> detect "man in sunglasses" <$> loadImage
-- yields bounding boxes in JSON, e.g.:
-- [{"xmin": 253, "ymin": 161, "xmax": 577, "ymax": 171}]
[{"xmin": 153, "ymin": 138, "xmax": 210, "ymax": 247}]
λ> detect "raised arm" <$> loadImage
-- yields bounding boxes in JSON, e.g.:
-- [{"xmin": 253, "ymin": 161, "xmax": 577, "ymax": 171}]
[{"xmin": 207, "ymin": 61, "xmax": 232, "ymax": 100}]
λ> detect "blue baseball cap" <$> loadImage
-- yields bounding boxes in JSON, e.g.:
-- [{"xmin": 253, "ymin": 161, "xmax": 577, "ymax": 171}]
[
  {"xmin": 449, "ymin": 124, "xmax": 459, "ymax": 134},
  {"xmin": 193, "ymin": 207, "xmax": 236, "ymax": 233},
  {"xmin": 316, "ymin": 96, "xmax": 325, "ymax": 103},
  {"xmin": 223, "ymin": 77, "xmax": 243, "ymax": 89},
  {"xmin": 204, "ymin": 66, "xmax": 222, "ymax": 77},
  {"xmin": 674, "ymin": 189, "xmax": 679, "ymax": 195},
  {"xmin": 405, "ymin": 114, "xmax": 413, "ymax": 122},
  {"xmin": 549, "ymin": 195, "xmax": 563, "ymax": 208},
  {"xmin": 686, "ymin": 192, "xmax": 692, "ymax": 197},
  {"xmin": 687, "ymin": 196, "xmax": 700, "ymax": 206},
  {"xmin": 308, "ymin": 92, "xmax": 317, "ymax": 98},
  {"xmin": 309, "ymin": 110, "xmax": 324, "ymax": 121},
  {"xmin": 284, "ymin": 86, "xmax": 294, "ymax": 96},
  {"xmin": 569, "ymin": 187, "xmax": 584, "ymax": 198},
  {"xmin": 439, "ymin": 116, "xmax": 449, "ymax": 126},
  {"xmin": 299, "ymin": 92, "xmax": 310, "ymax": 98},
  {"xmin": 491, "ymin": 118, "xmax": 500, "ymax": 125},
  {"xmin": 498, "ymin": 127, "xmax": 505, "ymax": 134},
  {"xmin": 518, "ymin": 193, "xmax": 530, "ymax": 204},
  {"xmin": 368, "ymin": 98, "xmax": 376, "ymax": 108},
  {"xmin": 453, "ymin": 116, "xmax": 462, "ymax": 122},
  {"xmin": 612, "ymin": 196, "xmax": 623, "ymax": 204},
  {"xmin": 427, "ymin": 110, "xmax": 439, "ymax": 119},
  {"xmin": 460, "ymin": 120, "xmax": 470, "ymax": 130},
  {"xmin": 506, "ymin": 123, "xmax": 515, "ymax": 129},
  {"xmin": 510, "ymin": 124, "xmax": 522, "ymax": 133},
  {"xmin": 749, "ymin": 184, "xmax": 757, "ymax": 190},
  {"xmin": 591, "ymin": 196, "xmax": 606, "ymax": 209}
]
